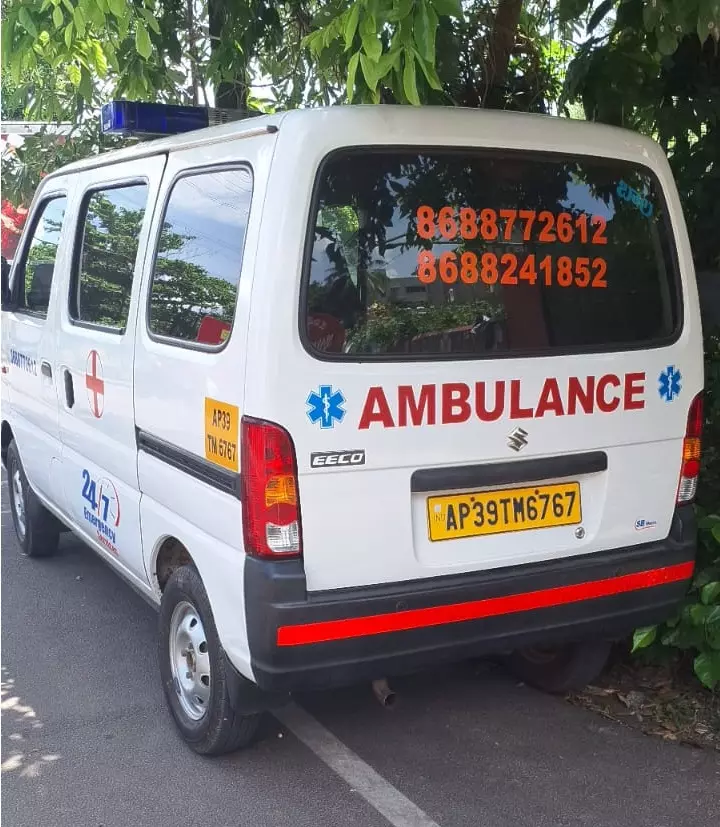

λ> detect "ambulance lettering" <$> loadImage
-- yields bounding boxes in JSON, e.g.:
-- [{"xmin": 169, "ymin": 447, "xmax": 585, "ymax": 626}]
[
  {"xmin": 358, "ymin": 373, "xmax": 646, "ymax": 429},
  {"xmin": 81, "ymin": 469, "xmax": 121, "ymax": 554}
]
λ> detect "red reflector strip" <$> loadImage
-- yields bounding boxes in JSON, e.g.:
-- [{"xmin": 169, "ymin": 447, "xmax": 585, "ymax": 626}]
[{"xmin": 276, "ymin": 562, "xmax": 694, "ymax": 647}]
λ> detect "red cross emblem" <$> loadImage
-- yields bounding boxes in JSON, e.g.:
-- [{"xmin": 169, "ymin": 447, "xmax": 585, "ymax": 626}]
[{"xmin": 85, "ymin": 350, "xmax": 104, "ymax": 418}]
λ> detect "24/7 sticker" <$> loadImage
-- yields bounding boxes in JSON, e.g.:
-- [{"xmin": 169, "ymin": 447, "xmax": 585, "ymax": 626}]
[
  {"xmin": 204, "ymin": 398, "xmax": 239, "ymax": 471},
  {"xmin": 81, "ymin": 469, "xmax": 120, "ymax": 555}
]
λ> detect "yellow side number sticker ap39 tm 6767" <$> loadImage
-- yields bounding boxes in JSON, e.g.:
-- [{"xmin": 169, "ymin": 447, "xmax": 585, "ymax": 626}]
[{"xmin": 204, "ymin": 398, "xmax": 239, "ymax": 472}]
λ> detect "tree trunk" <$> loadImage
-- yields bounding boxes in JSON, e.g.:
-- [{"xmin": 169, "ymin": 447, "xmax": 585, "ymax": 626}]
[
  {"xmin": 208, "ymin": 0, "xmax": 247, "ymax": 112},
  {"xmin": 484, "ymin": 0, "xmax": 524, "ymax": 109}
]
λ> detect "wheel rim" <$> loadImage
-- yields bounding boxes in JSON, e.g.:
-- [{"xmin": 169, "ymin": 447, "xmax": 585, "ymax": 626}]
[
  {"xmin": 11, "ymin": 468, "xmax": 26, "ymax": 540},
  {"xmin": 168, "ymin": 600, "xmax": 211, "ymax": 721}
]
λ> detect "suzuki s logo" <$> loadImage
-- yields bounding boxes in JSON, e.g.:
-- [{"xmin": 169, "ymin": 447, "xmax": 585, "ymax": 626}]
[{"xmin": 507, "ymin": 427, "xmax": 529, "ymax": 452}]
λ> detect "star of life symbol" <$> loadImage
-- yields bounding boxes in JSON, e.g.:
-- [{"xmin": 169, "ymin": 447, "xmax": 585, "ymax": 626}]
[
  {"xmin": 306, "ymin": 385, "xmax": 346, "ymax": 429},
  {"xmin": 658, "ymin": 365, "xmax": 681, "ymax": 403}
]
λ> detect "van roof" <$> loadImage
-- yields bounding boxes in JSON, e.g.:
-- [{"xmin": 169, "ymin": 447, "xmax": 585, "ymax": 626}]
[{"xmin": 48, "ymin": 106, "xmax": 664, "ymax": 178}]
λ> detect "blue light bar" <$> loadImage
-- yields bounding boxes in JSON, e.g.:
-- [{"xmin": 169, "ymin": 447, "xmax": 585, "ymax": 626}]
[{"xmin": 100, "ymin": 100, "xmax": 244, "ymax": 137}]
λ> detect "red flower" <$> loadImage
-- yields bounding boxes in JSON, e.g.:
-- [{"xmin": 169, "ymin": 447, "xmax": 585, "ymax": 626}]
[{"xmin": 1, "ymin": 200, "xmax": 29, "ymax": 259}]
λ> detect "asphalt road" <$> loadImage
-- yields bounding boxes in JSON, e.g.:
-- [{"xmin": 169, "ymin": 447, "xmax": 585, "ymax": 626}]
[{"xmin": 2, "ymin": 474, "xmax": 718, "ymax": 827}]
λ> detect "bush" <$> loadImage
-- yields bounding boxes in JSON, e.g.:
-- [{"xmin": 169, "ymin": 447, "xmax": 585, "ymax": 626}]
[
  {"xmin": 632, "ymin": 329, "xmax": 720, "ymax": 690},
  {"xmin": 632, "ymin": 514, "xmax": 720, "ymax": 689}
]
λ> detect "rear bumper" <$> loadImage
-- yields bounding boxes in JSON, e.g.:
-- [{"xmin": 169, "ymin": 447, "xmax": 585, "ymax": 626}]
[{"xmin": 244, "ymin": 507, "xmax": 696, "ymax": 692}]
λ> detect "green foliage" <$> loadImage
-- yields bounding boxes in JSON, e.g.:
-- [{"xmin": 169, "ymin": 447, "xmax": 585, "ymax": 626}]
[
  {"xmin": 632, "ymin": 513, "xmax": 720, "ymax": 689},
  {"xmin": 302, "ymin": 0, "xmax": 457, "ymax": 104},
  {"xmin": 630, "ymin": 333, "xmax": 720, "ymax": 691},
  {"xmin": 560, "ymin": 0, "xmax": 720, "ymax": 270},
  {"xmin": 303, "ymin": 0, "xmax": 572, "ymax": 109},
  {"xmin": 698, "ymin": 331, "xmax": 720, "ymax": 510}
]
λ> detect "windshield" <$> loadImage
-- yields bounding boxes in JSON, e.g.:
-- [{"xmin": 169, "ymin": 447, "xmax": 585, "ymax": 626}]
[{"xmin": 302, "ymin": 149, "xmax": 679, "ymax": 360}]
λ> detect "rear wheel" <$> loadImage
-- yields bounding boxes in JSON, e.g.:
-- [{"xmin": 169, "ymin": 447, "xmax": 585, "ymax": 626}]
[
  {"xmin": 158, "ymin": 565, "xmax": 261, "ymax": 755},
  {"xmin": 506, "ymin": 640, "xmax": 612, "ymax": 694},
  {"xmin": 7, "ymin": 440, "xmax": 60, "ymax": 558}
]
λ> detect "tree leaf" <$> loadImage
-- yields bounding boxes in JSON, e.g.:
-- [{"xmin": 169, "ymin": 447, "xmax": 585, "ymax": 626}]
[
  {"xmin": 359, "ymin": 52, "xmax": 378, "ymax": 91},
  {"xmin": 712, "ymin": 523, "xmax": 720, "ymax": 545},
  {"xmin": 701, "ymin": 581, "xmax": 720, "ymax": 605},
  {"xmin": 430, "ymin": 0, "xmax": 463, "ymax": 18},
  {"xmin": 90, "ymin": 39, "xmax": 108, "ymax": 77},
  {"xmin": 414, "ymin": 0, "xmax": 439, "ymax": 63},
  {"xmin": 135, "ymin": 20, "xmax": 152, "ymax": 59},
  {"xmin": 631, "ymin": 625, "xmax": 657, "ymax": 651},
  {"xmin": 64, "ymin": 21, "xmax": 74, "ymax": 48},
  {"xmin": 641, "ymin": 2, "xmax": 662, "ymax": 31},
  {"xmin": 346, "ymin": 50, "xmax": 360, "ymax": 102},
  {"xmin": 693, "ymin": 650, "xmax": 720, "ymax": 689},
  {"xmin": 414, "ymin": 49, "xmax": 443, "ymax": 90},
  {"xmin": 107, "ymin": 0, "xmax": 126, "ymax": 18},
  {"xmin": 2, "ymin": 12, "xmax": 15, "ymax": 60},
  {"xmin": 66, "ymin": 62, "xmax": 81, "ymax": 86},
  {"xmin": 73, "ymin": 6, "xmax": 86, "ymax": 38},
  {"xmin": 387, "ymin": 0, "xmax": 414, "ymax": 23},
  {"xmin": 86, "ymin": 1, "xmax": 105, "ymax": 28},
  {"xmin": 402, "ymin": 49, "xmax": 420, "ymax": 105},
  {"xmin": 344, "ymin": 4, "xmax": 360, "ymax": 50},
  {"xmin": 19, "ymin": 7, "xmax": 39, "ymax": 38},
  {"xmin": 78, "ymin": 66, "xmax": 93, "ymax": 101},
  {"xmin": 140, "ymin": 7, "xmax": 161, "ymax": 35},
  {"xmin": 656, "ymin": 26, "xmax": 679, "ymax": 56},
  {"xmin": 167, "ymin": 68, "xmax": 186, "ymax": 84},
  {"xmin": 360, "ymin": 13, "xmax": 382, "ymax": 62}
]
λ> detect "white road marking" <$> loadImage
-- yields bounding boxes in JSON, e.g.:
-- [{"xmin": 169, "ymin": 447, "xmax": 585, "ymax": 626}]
[{"xmin": 275, "ymin": 704, "xmax": 442, "ymax": 827}]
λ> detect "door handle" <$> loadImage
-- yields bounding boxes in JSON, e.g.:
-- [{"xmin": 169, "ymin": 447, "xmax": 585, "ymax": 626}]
[
  {"xmin": 41, "ymin": 360, "xmax": 52, "ymax": 379},
  {"xmin": 64, "ymin": 369, "xmax": 75, "ymax": 409}
]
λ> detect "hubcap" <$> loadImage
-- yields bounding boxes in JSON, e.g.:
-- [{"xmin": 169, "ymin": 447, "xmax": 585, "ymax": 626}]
[
  {"xmin": 11, "ymin": 468, "xmax": 26, "ymax": 540},
  {"xmin": 169, "ymin": 601, "xmax": 211, "ymax": 721}
]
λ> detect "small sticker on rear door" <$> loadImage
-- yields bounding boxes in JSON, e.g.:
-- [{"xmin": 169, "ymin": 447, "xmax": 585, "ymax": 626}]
[
  {"xmin": 310, "ymin": 450, "xmax": 365, "ymax": 469},
  {"xmin": 204, "ymin": 398, "xmax": 239, "ymax": 472}
]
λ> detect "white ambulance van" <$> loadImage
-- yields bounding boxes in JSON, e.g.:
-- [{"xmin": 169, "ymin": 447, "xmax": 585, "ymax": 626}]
[{"xmin": 1, "ymin": 105, "xmax": 703, "ymax": 755}]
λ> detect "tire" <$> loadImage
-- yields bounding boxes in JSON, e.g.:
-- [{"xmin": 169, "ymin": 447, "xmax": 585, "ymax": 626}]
[
  {"xmin": 505, "ymin": 640, "xmax": 612, "ymax": 694},
  {"xmin": 159, "ymin": 565, "xmax": 261, "ymax": 755},
  {"xmin": 6, "ymin": 440, "xmax": 60, "ymax": 558}
]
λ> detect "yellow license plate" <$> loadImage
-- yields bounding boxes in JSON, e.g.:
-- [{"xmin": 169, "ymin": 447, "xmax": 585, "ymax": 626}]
[{"xmin": 427, "ymin": 482, "xmax": 582, "ymax": 542}]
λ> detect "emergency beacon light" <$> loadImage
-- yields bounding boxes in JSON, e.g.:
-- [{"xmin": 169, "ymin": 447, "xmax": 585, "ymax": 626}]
[{"xmin": 100, "ymin": 100, "xmax": 246, "ymax": 137}]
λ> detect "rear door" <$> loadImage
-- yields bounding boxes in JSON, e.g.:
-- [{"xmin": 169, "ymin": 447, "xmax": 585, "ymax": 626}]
[{"xmin": 253, "ymin": 135, "xmax": 701, "ymax": 592}]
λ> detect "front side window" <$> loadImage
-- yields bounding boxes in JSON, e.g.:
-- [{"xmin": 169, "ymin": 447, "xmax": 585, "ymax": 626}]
[
  {"xmin": 15, "ymin": 196, "xmax": 67, "ymax": 317},
  {"xmin": 148, "ymin": 167, "xmax": 253, "ymax": 346},
  {"xmin": 302, "ymin": 150, "xmax": 679, "ymax": 359},
  {"xmin": 71, "ymin": 183, "xmax": 148, "ymax": 330}
]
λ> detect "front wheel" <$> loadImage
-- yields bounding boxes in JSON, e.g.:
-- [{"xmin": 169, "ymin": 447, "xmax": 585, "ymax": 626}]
[
  {"xmin": 158, "ymin": 565, "xmax": 261, "ymax": 755},
  {"xmin": 505, "ymin": 640, "xmax": 612, "ymax": 694},
  {"xmin": 7, "ymin": 440, "xmax": 59, "ymax": 558}
]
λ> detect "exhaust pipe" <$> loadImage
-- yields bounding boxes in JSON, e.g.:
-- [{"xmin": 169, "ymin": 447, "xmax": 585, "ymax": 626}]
[{"xmin": 371, "ymin": 678, "xmax": 397, "ymax": 708}]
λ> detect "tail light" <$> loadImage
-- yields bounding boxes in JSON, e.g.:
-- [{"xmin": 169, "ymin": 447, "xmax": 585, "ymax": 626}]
[
  {"xmin": 241, "ymin": 417, "xmax": 302, "ymax": 558},
  {"xmin": 677, "ymin": 392, "xmax": 703, "ymax": 504}
]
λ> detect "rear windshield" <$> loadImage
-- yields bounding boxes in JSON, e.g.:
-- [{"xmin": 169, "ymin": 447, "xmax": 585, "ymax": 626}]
[{"xmin": 302, "ymin": 149, "xmax": 679, "ymax": 359}]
